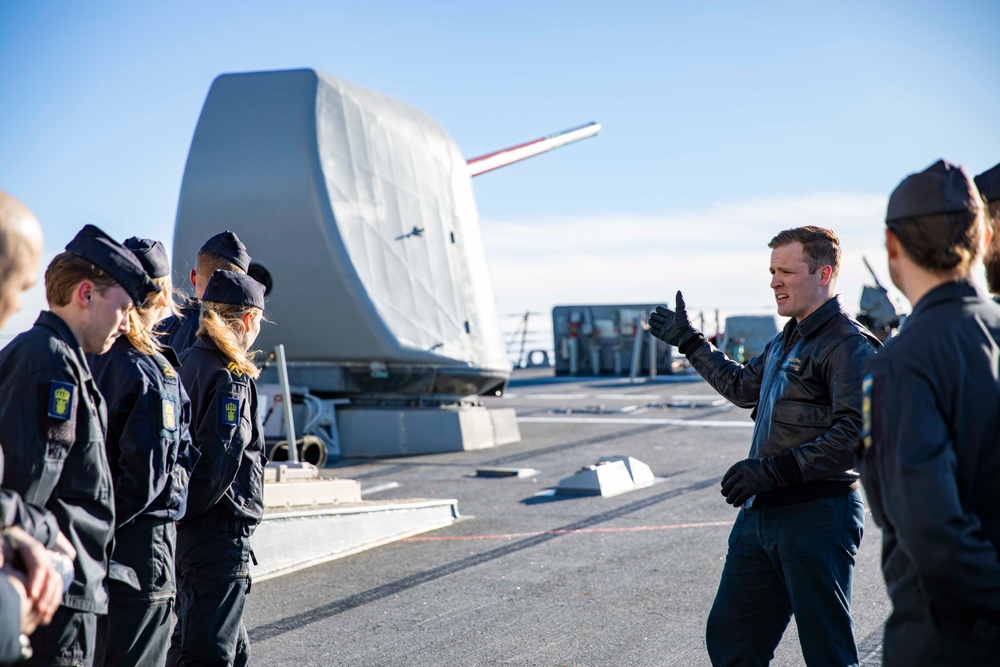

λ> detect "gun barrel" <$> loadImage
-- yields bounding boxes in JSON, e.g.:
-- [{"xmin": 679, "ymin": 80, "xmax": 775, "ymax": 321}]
[
  {"xmin": 862, "ymin": 256, "xmax": 886, "ymax": 291},
  {"xmin": 467, "ymin": 122, "xmax": 601, "ymax": 177}
]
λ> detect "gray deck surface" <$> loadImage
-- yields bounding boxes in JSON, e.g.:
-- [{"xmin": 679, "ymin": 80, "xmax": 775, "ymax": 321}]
[{"xmin": 246, "ymin": 368, "xmax": 890, "ymax": 666}]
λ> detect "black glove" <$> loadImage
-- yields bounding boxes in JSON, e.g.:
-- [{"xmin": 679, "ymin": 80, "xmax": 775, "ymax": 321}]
[
  {"xmin": 648, "ymin": 291, "xmax": 700, "ymax": 348},
  {"xmin": 720, "ymin": 458, "xmax": 780, "ymax": 507}
]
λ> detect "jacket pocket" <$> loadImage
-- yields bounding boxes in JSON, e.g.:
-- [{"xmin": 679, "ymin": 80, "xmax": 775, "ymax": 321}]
[{"xmin": 771, "ymin": 400, "xmax": 832, "ymax": 428}]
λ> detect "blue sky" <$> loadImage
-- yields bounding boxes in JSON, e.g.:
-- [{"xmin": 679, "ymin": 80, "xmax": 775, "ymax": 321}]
[{"xmin": 2, "ymin": 0, "xmax": 998, "ymax": 349}]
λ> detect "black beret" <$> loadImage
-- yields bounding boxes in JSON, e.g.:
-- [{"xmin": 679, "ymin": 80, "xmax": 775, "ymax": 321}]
[
  {"xmin": 123, "ymin": 237, "xmax": 170, "ymax": 279},
  {"xmin": 974, "ymin": 162, "xmax": 1000, "ymax": 204},
  {"xmin": 886, "ymin": 159, "xmax": 982, "ymax": 222},
  {"xmin": 65, "ymin": 225, "xmax": 159, "ymax": 305},
  {"xmin": 201, "ymin": 270, "xmax": 265, "ymax": 310},
  {"xmin": 199, "ymin": 231, "xmax": 251, "ymax": 272}
]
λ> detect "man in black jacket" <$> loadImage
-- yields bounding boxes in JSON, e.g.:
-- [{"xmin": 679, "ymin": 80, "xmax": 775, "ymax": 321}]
[
  {"xmin": 0, "ymin": 225, "xmax": 156, "ymax": 666},
  {"xmin": 859, "ymin": 160, "xmax": 1000, "ymax": 666},
  {"xmin": 649, "ymin": 226, "xmax": 880, "ymax": 666}
]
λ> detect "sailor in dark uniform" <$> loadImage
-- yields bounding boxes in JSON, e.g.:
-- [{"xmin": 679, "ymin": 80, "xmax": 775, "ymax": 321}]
[
  {"xmin": 0, "ymin": 190, "xmax": 73, "ymax": 663},
  {"xmin": 0, "ymin": 225, "xmax": 157, "ymax": 666},
  {"xmin": 974, "ymin": 162, "xmax": 1000, "ymax": 303},
  {"xmin": 858, "ymin": 160, "xmax": 1000, "ymax": 666},
  {"xmin": 168, "ymin": 270, "xmax": 266, "ymax": 667},
  {"xmin": 158, "ymin": 231, "xmax": 251, "ymax": 353},
  {"xmin": 89, "ymin": 238, "xmax": 199, "ymax": 667}
]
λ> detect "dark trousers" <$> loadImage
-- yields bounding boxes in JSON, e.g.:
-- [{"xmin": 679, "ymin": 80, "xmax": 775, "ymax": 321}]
[
  {"xmin": 24, "ymin": 606, "xmax": 96, "ymax": 667},
  {"xmin": 167, "ymin": 524, "xmax": 251, "ymax": 667},
  {"xmin": 95, "ymin": 519, "xmax": 177, "ymax": 667},
  {"xmin": 705, "ymin": 490, "xmax": 865, "ymax": 667}
]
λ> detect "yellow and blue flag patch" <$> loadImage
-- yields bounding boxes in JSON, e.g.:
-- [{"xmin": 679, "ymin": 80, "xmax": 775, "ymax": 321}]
[
  {"xmin": 221, "ymin": 396, "xmax": 241, "ymax": 426},
  {"xmin": 48, "ymin": 381, "xmax": 75, "ymax": 420}
]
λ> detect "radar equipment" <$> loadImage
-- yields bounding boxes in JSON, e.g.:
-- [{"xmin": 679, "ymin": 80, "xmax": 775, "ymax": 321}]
[{"xmin": 172, "ymin": 68, "xmax": 600, "ymax": 458}]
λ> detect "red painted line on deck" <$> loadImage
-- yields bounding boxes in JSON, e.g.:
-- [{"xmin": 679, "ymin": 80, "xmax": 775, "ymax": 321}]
[{"xmin": 402, "ymin": 520, "xmax": 734, "ymax": 542}]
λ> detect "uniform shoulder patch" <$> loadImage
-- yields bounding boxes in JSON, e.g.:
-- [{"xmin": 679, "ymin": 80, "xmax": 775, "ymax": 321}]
[
  {"xmin": 226, "ymin": 362, "xmax": 244, "ymax": 378},
  {"xmin": 221, "ymin": 396, "xmax": 241, "ymax": 426},
  {"xmin": 162, "ymin": 399, "xmax": 177, "ymax": 431},
  {"xmin": 861, "ymin": 374, "xmax": 873, "ymax": 450},
  {"xmin": 48, "ymin": 381, "xmax": 75, "ymax": 420},
  {"xmin": 162, "ymin": 363, "xmax": 177, "ymax": 379}
]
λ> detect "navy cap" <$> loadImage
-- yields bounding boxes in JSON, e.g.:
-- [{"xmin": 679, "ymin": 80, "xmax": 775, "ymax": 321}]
[
  {"xmin": 199, "ymin": 231, "xmax": 251, "ymax": 272},
  {"xmin": 123, "ymin": 237, "xmax": 170, "ymax": 279},
  {"xmin": 201, "ymin": 270, "xmax": 265, "ymax": 310},
  {"xmin": 887, "ymin": 160, "xmax": 982, "ymax": 222},
  {"xmin": 65, "ymin": 225, "xmax": 159, "ymax": 305},
  {"xmin": 974, "ymin": 162, "xmax": 1000, "ymax": 204}
]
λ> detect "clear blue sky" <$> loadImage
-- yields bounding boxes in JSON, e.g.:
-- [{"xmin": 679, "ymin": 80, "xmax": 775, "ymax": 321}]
[{"xmin": 2, "ymin": 0, "xmax": 998, "ymax": 344}]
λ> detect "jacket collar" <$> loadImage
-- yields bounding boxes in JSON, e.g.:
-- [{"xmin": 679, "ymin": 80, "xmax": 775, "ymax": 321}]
[
  {"xmin": 34, "ymin": 310, "xmax": 93, "ymax": 375},
  {"xmin": 909, "ymin": 280, "xmax": 980, "ymax": 321},
  {"xmin": 793, "ymin": 296, "xmax": 843, "ymax": 338}
]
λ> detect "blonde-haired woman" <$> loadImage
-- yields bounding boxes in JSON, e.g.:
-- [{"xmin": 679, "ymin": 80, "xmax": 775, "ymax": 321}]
[
  {"xmin": 169, "ymin": 269, "xmax": 267, "ymax": 667},
  {"xmin": 88, "ymin": 237, "xmax": 197, "ymax": 666}
]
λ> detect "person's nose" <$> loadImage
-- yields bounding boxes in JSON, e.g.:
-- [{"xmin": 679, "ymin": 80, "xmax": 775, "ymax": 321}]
[
  {"xmin": 119, "ymin": 315, "xmax": 131, "ymax": 336},
  {"xmin": 770, "ymin": 273, "xmax": 781, "ymax": 290}
]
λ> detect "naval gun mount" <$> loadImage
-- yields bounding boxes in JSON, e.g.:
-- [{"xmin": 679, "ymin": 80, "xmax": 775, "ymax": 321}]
[{"xmin": 172, "ymin": 68, "xmax": 600, "ymax": 461}]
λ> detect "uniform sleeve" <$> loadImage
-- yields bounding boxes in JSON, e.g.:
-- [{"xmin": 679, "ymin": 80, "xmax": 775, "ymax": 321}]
[
  {"xmin": 789, "ymin": 334, "xmax": 876, "ymax": 481},
  {"xmin": 0, "ymin": 491, "xmax": 57, "ymax": 548},
  {"xmin": 685, "ymin": 338, "xmax": 768, "ymax": 409},
  {"xmin": 0, "ymin": 575, "xmax": 22, "ymax": 666},
  {"xmin": 184, "ymin": 382, "xmax": 246, "ymax": 518},
  {"xmin": 171, "ymin": 381, "xmax": 199, "ymax": 519},
  {"xmin": 875, "ymin": 356, "xmax": 1000, "ymax": 615},
  {"xmin": 112, "ymin": 377, "xmax": 174, "ymax": 527},
  {"xmin": 0, "ymin": 365, "xmax": 78, "ymax": 509}
]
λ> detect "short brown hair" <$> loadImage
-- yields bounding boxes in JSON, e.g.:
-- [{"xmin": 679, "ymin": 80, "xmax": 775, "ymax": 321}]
[
  {"xmin": 45, "ymin": 252, "xmax": 120, "ymax": 307},
  {"xmin": 888, "ymin": 210, "xmax": 982, "ymax": 273},
  {"xmin": 196, "ymin": 250, "xmax": 244, "ymax": 282},
  {"xmin": 768, "ymin": 226, "xmax": 842, "ymax": 277}
]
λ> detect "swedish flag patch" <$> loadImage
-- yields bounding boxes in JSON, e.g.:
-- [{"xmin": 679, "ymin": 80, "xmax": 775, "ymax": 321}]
[
  {"xmin": 221, "ymin": 396, "xmax": 240, "ymax": 426},
  {"xmin": 48, "ymin": 381, "xmax": 75, "ymax": 420},
  {"xmin": 861, "ymin": 374, "xmax": 873, "ymax": 450}
]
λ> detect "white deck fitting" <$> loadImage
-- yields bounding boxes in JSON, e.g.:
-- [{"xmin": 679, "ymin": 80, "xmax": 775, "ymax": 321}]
[
  {"xmin": 554, "ymin": 456, "xmax": 658, "ymax": 497},
  {"xmin": 250, "ymin": 498, "xmax": 459, "ymax": 581}
]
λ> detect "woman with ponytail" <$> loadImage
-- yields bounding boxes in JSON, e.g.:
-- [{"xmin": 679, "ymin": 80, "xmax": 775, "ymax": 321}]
[
  {"xmin": 88, "ymin": 237, "xmax": 198, "ymax": 666},
  {"xmin": 169, "ymin": 269, "xmax": 267, "ymax": 667}
]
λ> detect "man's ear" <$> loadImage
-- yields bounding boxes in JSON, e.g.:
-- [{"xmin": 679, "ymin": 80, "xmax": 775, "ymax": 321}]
[
  {"xmin": 75, "ymin": 280, "xmax": 94, "ymax": 308},
  {"xmin": 189, "ymin": 268, "xmax": 197, "ymax": 289},
  {"xmin": 818, "ymin": 265, "xmax": 833, "ymax": 286},
  {"xmin": 885, "ymin": 228, "xmax": 899, "ymax": 260}
]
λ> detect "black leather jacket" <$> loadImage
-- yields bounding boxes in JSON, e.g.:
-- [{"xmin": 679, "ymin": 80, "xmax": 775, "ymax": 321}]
[
  {"xmin": 178, "ymin": 338, "xmax": 265, "ymax": 537},
  {"xmin": 684, "ymin": 297, "xmax": 880, "ymax": 504}
]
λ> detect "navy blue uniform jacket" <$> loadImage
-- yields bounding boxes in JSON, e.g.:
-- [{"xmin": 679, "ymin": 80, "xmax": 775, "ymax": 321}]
[
  {"xmin": 859, "ymin": 281, "xmax": 1000, "ymax": 661},
  {"xmin": 88, "ymin": 337, "xmax": 198, "ymax": 528},
  {"xmin": 157, "ymin": 299, "xmax": 200, "ymax": 354},
  {"xmin": 178, "ymin": 338, "xmax": 265, "ymax": 537},
  {"xmin": 0, "ymin": 311, "xmax": 113, "ymax": 613}
]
